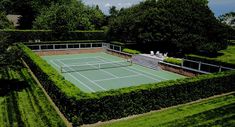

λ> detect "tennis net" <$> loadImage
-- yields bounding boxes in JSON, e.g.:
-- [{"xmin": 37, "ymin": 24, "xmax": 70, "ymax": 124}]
[{"xmin": 61, "ymin": 60, "xmax": 132, "ymax": 73}]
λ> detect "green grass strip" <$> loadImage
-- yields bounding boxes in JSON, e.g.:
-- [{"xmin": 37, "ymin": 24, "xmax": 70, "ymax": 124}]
[{"xmin": 95, "ymin": 93, "xmax": 235, "ymax": 127}]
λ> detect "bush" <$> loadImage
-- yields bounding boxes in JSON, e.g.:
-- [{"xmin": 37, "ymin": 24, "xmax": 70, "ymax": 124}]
[
  {"xmin": 122, "ymin": 48, "xmax": 141, "ymax": 54},
  {"xmin": 164, "ymin": 57, "xmax": 182, "ymax": 66},
  {"xmin": 19, "ymin": 44, "xmax": 235, "ymax": 126},
  {"xmin": 0, "ymin": 29, "xmax": 105, "ymax": 42}
]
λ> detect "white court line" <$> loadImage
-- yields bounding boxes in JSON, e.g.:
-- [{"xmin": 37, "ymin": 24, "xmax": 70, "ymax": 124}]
[
  {"xmin": 99, "ymin": 56, "xmax": 167, "ymax": 80},
  {"xmin": 121, "ymin": 67, "xmax": 160, "ymax": 82},
  {"xmin": 56, "ymin": 59, "xmax": 106, "ymax": 91},
  {"xmin": 95, "ymin": 57, "xmax": 120, "ymax": 78},
  {"xmin": 50, "ymin": 60, "xmax": 95, "ymax": 92},
  {"xmin": 94, "ymin": 74, "xmax": 141, "ymax": 82},
  {"xmin": 97, "ymin": 57, "xmax": 161, "ymax": 82},
  {"xmin": 129, "ymin": 66, "xmax": 168, "ymax": 80},
  {"xmin": 56, "ymin": 57, "xmax": 100, "ymax": 61},
  {"xmin": 100, "ymin": 70, "xmax": 118, "ymax": 78}
]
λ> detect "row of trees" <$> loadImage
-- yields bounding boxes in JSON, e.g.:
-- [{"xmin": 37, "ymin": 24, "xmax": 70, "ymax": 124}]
[
  {"xmin": 107, "ymin": 0, "xmax": 231, "ymax": 54},
  {"xmin": 1, "ymin": 0, "xmax": 235, "ymax": 54},
  {"xmin": 0, "ymin": 0, "xmax": 105, "ymax": 30}
]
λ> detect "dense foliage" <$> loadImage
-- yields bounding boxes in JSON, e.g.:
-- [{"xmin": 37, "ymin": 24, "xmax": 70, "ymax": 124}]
[
  {"xmin": 219, "ymin": 12, "xmax": 235, "ymax": 28},
  {"xmin": 164, "ymin": 57, "xmax": 182, "ymax": 66},
  {"xmin": 33, "ymin": 2, "xmax": 105, "ymax": 31},
  {"xmin": 20, "ymin": 44, "xmax": 235, "ymax": 126},
  {"xmin": 0, "ymin": 11, "xmax": 13, "ymax": 29},
  {"xmin": 97, "ymin": 93, "xmax": 235, "ymax": 127},
  {"xmin": 0, "ymin": 29, "xmax": 105, "ymax": 42},
  {"xmin": 122, "ymin": 48, "xmax": 141, "ymax": 54},
  {"xmin": 108, "ymin": 0, "xmax": 229, "ymax": 54},
  {"xmin": 0, "ymin": 32, "xmax": 22, "ymax": 66},
  {"xmin": 1, "ymin": 0, "xmax": 105, "ymax": 30}
]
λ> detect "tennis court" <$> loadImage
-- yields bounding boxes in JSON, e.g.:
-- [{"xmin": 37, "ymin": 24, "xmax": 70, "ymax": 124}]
[{"xmin": 42, "ymin": 52, "xmax": 185, "ymax": 93}]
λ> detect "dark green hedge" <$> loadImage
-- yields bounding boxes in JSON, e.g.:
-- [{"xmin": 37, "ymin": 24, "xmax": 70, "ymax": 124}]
[
  {"xmin": 0, "ymin": 29, "xmax": 105, "ymax": 42},
  {"xmin": 164, "ymin": 57, "xmax": 182, "ymax": 66},
  {"xmin": 186, "ymin": 55, "xmax": 235, "ymax": 68},
  {"xmin": 19, "ymin": 44, "xmax": 235, "ymax": 126},
  {"xmin": 122, "ymin": 48, "xmax": 141, "ymax": 54}
]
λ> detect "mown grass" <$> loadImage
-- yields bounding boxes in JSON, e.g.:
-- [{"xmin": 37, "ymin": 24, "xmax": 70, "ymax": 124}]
[
  {"xmin": 0, "ymin": 68, "xmax": 66, "ymax": 127},
  {"xmin": 94, "ymin": 93, "xmax": 235, "ymax": 127},
  {"xmin": 189, "ymin": 45, "xmax": 235, "ymax": 65}
]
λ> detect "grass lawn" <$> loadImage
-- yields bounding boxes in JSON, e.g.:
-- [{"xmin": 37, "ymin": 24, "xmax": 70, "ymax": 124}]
[
  {"xmin": 189, "ymin": 45, "xmax": 235, "ymax": 65},
  {"xmin": 0, "ymin": 68, "xmax": 66, "ymax": 127},
  {"xmin": 90, "ymin": 92, "xmax": 235, "ymax": 127}
]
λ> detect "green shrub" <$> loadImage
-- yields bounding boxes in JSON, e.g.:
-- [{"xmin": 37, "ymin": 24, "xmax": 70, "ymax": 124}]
[
  {"xmin": 0, "ymin": 29, "xmax": 105, "ymax": 42},
  {"xmin": 122, "ymin": 48, "xmax": 141, "ymax": 54},
  {"xmin": 19, "ymin": 44, "xmax": 235, "ymax": 126},
  {"xmin": 164, "ymin": 57, "xmax": 182, "ymax": 66}
]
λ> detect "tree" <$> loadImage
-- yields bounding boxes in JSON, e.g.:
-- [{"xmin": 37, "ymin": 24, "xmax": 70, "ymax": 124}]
[
  {"xmin": 0, "ymin": 11, "xmax": 13, "ymax": 29},
  {"xmin": 219, "ymin": 12, "xmax": 235, "ymax": 28},
  {"xmin": 109, "ymin": 6, "xmax": 119, "ymax": 17},
  {"xmin": 86, "ymin": 5, "xmax": 105, "ymax": 29},
  {"xmin": 33, "ymin": 3, "xmax": 94, "ymax": 31},
  {"xmin": 1, "ymin": 0, "xmax": 82, "ymax": 29},
  {"xmin": 0, "ymin": 33, "xmax": 21, "ymax": 66},
  {"xmin": 108, "ymin": 0, "xmax": 229, "ymax": 54}
]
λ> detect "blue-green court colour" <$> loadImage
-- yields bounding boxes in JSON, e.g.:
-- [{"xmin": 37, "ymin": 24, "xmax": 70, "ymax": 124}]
[{"xmin": 42, "ymin": 52, "xmax": 185, "ymax": 93}]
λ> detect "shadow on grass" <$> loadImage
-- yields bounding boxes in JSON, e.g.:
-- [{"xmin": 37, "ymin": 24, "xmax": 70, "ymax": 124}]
[
  {"xmin": 0, "ymin": 80, "xmax": 28, "ymax": 96},
  {"xmin": 161, "ymin": 94, "xmax": 235, "ymax": 126}
]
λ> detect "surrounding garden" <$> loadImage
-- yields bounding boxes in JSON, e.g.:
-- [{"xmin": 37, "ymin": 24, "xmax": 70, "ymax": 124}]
[
  {"xmin": 19, "ymin": 44, "xmax": 235, "ymax": 125},
  {"xmin": 187, "ymin": 45, "xmax": 235, "ymax": 68},
  {"xmin": 94, "ymin": 92, "xmax": 235, "ymax": 127},
  {"xmin": 0, "ymin": 0, "xmax": 235, "ymax": 126},
  {"xmin": 0, "ymin": 67, "xmax": 66, "ymax": 127}
]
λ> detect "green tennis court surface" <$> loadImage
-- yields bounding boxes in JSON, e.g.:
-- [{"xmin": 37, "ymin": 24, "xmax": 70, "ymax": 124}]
[{"xmin": 42, "ymin": 52, "xmax": 185, "ymax": 93}]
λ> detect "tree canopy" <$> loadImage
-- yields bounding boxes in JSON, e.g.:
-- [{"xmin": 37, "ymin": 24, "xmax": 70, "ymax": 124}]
[
  {"xmin": 219, "ymin": 12, "xmax": 235, "ymax": 28},
  {"xmin": 33, "ymin": 3, "xmax": 93, "ymax": 31},
  {"xmin": 1, "ymin": 0, "xmax": 104, "ymax": 30},
  {"xmin": 108, "ymin": 0, "xmax": 229, "ymax": 54}
]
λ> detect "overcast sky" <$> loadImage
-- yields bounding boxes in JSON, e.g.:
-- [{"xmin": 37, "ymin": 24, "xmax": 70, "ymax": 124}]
[{"xmin": 82, "ymin": 0, "xmax": 235, "ymax": 16}]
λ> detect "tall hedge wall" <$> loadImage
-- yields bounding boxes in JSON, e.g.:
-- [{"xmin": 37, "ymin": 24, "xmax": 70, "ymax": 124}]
[
  {"xmin": 0, "ymin": 29, "xmax": 105, "ymax": 42},
  {"xmin": 19, "ymin": 44, "xmax": 235, "ymax": 126}
]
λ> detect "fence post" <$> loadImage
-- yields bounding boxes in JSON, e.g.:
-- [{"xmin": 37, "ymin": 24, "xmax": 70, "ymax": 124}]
[
  {"xmin": 219, "ymin": 66, "xmax": 222, "ymax": 72},
  {"xmin": 181, "ymin": 59, "xmax": 184, "ymax": 67},
  {"xmin": 198, "ymin": 62, "xmax": 202, "ymax": 71}
]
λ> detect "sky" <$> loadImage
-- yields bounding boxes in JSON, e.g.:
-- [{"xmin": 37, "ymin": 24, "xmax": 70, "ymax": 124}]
[{"xmin": 82, "ymin": 0, "xmax": 235, "ymax": 16}]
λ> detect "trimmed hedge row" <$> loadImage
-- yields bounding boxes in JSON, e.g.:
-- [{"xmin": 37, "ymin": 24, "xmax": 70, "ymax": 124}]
[
  {"xmin": 0, "ymin": 29, "xmax": 105, "ymax": 42},
  {"xmin": 19, "ymin": 44, "xmax": 235, "ymax": 126},
  {"xmin": 164, "ymin": 57, "xmax": 182, "ymax": 66},
  {"xmin": 122, "ymin": 48, "xmax": 141, "ymax": 54},
  {"xmin": 186, "ymin": 55, "xmax": 235, "ymax": 68}
]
